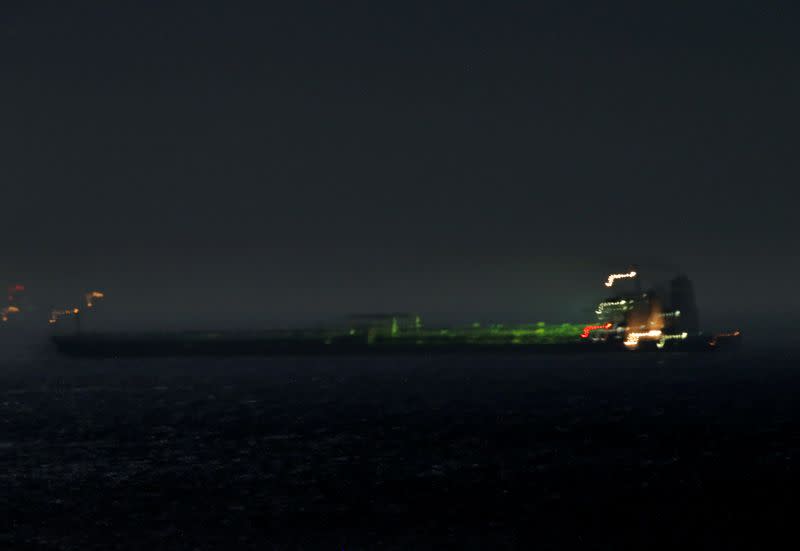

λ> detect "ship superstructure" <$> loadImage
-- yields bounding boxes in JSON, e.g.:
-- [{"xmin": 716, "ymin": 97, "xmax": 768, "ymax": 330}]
[{"xmin": 583, "ymin": 270, "xmax": 706, "ymax": 349}]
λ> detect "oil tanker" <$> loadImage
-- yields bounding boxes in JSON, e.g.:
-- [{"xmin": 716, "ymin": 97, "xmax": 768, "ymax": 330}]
[{"xmin": 48, "ymin": 271, "xmax": 742, "ymax": 358}]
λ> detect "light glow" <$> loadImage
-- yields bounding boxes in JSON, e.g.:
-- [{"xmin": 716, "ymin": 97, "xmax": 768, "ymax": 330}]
[
  {"xmin": 1, "ymin": 305, "xmax": 21, "ymax": 323},
  {"xmin": 49, "ymin": 308, "xmax": 79, "ymax": 325},
  {"xmin": 580, "ymin": 322, "xmax": 613, "ymax": 338},
  {"xmin": 85, "ymin": 291, "xmax": 105, "ymax": 308},
  {"xmin": 659, "ymin": 311, "xmax": 682, "ymax": 318},
  {"xmin": 709, "ymin": 330, "xmax": 741, "ymax": 347},
  {"xmin": 624, "ymin": 329, "xmax": 662, "ymax": 348},
  {"xmin": 605, "ymin": 271, "xmax": 637, "ymax": 287},
  {"xmin": 595, "ymin": 300, "xmax": 630, "ymax": 315},
  {"xmin": 656, "ymin": 332, "xmax": 689, "ymax": 348}
]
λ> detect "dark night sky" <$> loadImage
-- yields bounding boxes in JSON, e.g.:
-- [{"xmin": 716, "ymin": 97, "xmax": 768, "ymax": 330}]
[{"xmin": 1, "ymin": 2, "xmax": 797, "ymax": 338}]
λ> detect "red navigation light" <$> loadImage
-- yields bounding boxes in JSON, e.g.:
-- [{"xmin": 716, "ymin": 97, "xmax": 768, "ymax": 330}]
[{"xmin": 581, "ymin": 323, "xmax": 613, "ymax": 338}]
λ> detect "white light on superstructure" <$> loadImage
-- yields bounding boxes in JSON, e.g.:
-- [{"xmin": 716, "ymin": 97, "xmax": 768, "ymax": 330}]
[
  {"xmin": 595, "ymin": 299, "xmax": 631, "ymax": 315},
  {"xmin": 655, "ymin": 332, "xmax": 689, "ymax": 348},
  {"xmin": 605, "ymin": 271, "xmax": 637, "ymax": 288},
  {"xmin": 623, "ymin": 329, "xmax": 662, "ymax": 348}
]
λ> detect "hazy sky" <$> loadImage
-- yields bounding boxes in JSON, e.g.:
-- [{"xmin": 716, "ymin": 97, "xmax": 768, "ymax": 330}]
[{"xmin": 1, "ymin": 2, "xmax": 797, "ymax": 334}]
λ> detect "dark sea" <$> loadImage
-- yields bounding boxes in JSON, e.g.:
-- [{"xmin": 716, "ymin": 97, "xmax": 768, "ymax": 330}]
[{"xmin": 2, "ymin": 346, "xmax": 800, "ymax": 549}]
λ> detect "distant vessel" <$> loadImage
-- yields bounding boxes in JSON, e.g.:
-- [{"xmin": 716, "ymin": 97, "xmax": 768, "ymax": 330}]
[{"xmin": 50, "ymin": 270, "xmax": 741, "ymax": 358}]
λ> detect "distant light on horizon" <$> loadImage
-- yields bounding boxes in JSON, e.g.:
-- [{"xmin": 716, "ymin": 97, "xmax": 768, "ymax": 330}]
[
  {"xmin": 49, "ymin": 308, "xmax": 80, "ymax": 325},
  {"xmin": 85, "ymin": 291, "xmax": 105, "ymax": 308}
]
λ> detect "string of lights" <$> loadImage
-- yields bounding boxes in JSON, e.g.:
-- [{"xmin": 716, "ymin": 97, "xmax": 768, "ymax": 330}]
[{"xmin": 604, "ymin": 271, "xmax": 637, "ymax": 288}]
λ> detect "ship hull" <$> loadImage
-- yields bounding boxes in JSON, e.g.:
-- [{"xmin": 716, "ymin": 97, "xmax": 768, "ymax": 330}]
[{"xmin": 51, "ymin": 333, "xmax": 734, "ymax": 358}]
